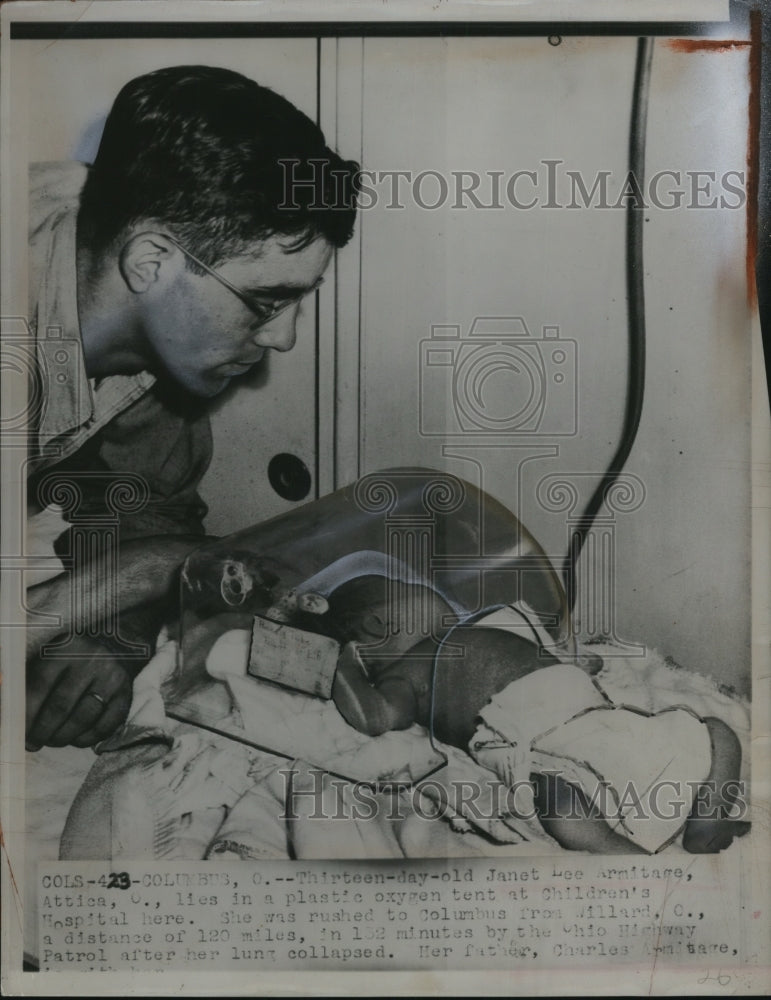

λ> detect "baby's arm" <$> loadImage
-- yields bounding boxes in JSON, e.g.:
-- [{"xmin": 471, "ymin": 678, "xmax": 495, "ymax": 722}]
[
  {"xmin": 682, "ymin": 716, "xmax": 749, "ymax": 854},
  {"xmin": 332, "ymin": 643, "xmax": 418, "ymax": 736}
]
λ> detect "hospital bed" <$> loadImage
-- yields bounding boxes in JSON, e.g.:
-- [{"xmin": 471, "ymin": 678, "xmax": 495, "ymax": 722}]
[{"xmin": 24, "ymin": 468, "xmax": 749, "ymax": 960}]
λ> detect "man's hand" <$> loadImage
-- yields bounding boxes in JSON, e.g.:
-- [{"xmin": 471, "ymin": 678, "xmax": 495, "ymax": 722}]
[{"xmin": 26, "ymin": 635, "xmax": 135, "ymax": 750}]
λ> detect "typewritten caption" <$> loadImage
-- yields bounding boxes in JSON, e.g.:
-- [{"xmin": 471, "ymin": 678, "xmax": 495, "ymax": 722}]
[{"xmin": 37, "ymin": 856, "xmax": 747, "ymax": 974}]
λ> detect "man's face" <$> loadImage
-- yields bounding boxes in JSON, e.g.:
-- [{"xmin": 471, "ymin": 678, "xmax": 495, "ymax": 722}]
[{"xmin": 141, "ymin": 233, "xmax": 333, "ymax": 397}]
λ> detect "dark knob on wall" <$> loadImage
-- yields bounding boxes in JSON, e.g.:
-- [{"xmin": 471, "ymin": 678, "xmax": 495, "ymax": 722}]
[{"xmin": 268, "ymin": 453, "xmax": 312, "ymax": 502}]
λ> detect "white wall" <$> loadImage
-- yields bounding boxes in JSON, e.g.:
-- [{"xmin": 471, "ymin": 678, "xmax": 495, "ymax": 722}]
[{"xmin": 351, "ymin": 36, "xmax": 752, "ymax": 692}]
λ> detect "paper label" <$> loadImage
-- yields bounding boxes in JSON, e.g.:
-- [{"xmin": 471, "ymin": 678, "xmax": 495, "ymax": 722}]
[{"xmin": 248, "ymin": 616, "xmax": 340, "ymax": 699}]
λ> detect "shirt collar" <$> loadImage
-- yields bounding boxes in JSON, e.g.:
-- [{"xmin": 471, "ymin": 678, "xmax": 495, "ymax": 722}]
[
  {"xmin": 34, "ymin": 202, "xmax": 93, "ymax": 442},
  {"xmin": 34, "ymin": 188, "xmax": 155, "ymax": 449}
]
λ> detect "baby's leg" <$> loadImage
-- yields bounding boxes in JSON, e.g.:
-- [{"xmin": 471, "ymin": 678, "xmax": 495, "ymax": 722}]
[
  {"xmin": 531, "ymin": 772, "xmax": 647, "ymax": 854},
  {"xmin": 683, "ymin": 717, "xmax": 750, "ymax": 854}
]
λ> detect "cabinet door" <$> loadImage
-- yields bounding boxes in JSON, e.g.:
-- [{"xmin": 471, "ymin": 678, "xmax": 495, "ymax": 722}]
[{"xmin": 22, "ymin": 36, "xmax": 322, "ymax": 535}]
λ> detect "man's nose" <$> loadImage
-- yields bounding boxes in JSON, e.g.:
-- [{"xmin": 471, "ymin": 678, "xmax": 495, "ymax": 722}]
[{"xmin": 253, "ymin": 305, "xmax": 299, "ymax": 352}]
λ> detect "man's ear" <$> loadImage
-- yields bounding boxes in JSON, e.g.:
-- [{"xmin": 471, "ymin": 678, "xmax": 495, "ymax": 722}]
[{"xmin": 118, "ymin": 232, "xmax": 178, "ymax": 293}]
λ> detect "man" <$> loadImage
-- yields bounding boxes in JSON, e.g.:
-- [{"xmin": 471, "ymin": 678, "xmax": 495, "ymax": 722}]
[{"xmin": 24, "ymin": 65, "xmax": 358, "ymax": 750}]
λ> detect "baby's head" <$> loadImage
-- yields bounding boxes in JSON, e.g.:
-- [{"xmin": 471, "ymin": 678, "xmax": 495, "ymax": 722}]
[{"xmin": 326, "ymin": 574, "xmax": 452, "ymax": 660}]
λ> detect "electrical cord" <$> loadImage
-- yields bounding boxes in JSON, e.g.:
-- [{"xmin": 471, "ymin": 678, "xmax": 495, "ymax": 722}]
[{"xmin": 562, "ymin": 37, "xmax": 654, "ymax": 612}]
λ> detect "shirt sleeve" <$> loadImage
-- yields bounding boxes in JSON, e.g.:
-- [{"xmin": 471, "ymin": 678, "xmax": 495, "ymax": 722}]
[
  {"xmin": 98, "ymin": 384, "xmax": 213, "ymax": 539},
  {"xmin": 52, "ymin": 384, "xmax": 213, "ymax": 540}
]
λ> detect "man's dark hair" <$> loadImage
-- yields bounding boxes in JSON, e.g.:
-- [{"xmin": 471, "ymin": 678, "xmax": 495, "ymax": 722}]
[{"xmin": 78, "ymin": 64, "xmax": 359, "ymax": 265}]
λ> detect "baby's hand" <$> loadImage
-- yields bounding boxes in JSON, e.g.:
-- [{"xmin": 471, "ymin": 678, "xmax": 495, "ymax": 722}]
[
  {"xmin": 471, "ymin": 726, "xmax": 535, "ymax": 812},
  {"xmin": 332, "ymin": 642, "xmax": 417, "ymax": 736},
  {"xmin": 332, "ymin": 642, "xmax": 373, "ymax": 733},
  {"xmin": 337, "ymin": 641, "xmax": 370, "ymax": 681}
]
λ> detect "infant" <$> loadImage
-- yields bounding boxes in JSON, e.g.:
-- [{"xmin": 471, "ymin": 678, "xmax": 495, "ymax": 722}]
[
  {"xmin": 324, "ymin": 576, "xmax": 553, "ymax": 745},
  {"xmin": 320, "ymin": 575, "xmax": 748, "ymax": 855}
]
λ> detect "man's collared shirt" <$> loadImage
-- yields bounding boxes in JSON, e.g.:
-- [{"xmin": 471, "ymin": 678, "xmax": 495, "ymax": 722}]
[{"xmin": 28, "ymin": 161, "xmax": 212, "ymax": 537}]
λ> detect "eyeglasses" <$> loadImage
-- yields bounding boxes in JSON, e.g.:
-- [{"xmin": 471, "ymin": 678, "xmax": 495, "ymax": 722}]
[{"xmin": 165, "ymin": 234, "xmax": 324, "ymax": 327}]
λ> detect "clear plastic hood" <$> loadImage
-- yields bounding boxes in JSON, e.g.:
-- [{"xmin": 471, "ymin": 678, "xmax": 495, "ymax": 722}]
[
  {"xmin": 180, "ymin": 467, "xmax": 567, "ymax": 633},
  {"xmin": 167, "ymin": 468, "xmax": 569, "ymax": 781}
]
